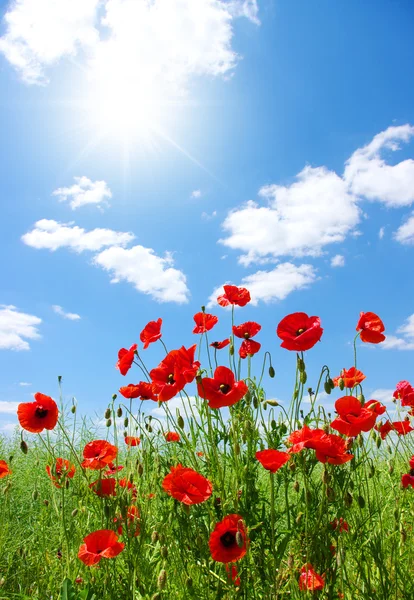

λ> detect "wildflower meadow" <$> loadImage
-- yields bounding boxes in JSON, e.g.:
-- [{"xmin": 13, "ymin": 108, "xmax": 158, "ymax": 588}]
[{"xmin": 0, "ymin": 285, "xmax": 413, "ymax": 600}]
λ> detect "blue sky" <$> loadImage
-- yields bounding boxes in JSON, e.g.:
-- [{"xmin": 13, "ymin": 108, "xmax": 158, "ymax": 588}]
[{"xmin": 1, "ymin": 0, "xmax": 414, "ymax": 433}]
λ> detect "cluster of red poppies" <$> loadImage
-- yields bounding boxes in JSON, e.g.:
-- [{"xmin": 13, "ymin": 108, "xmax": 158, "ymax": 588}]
[{"xmin": 5, "ymin": 283, "xmax": 413, "ymax": 593}]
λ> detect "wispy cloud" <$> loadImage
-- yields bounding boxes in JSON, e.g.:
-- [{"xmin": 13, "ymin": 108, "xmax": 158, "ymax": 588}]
[
  {"xmin": 19, "ymin": 382, "xmax": 32, "ymax": 387},
  {"xmin": 330, "ymin": 254, "xmax": 345, "ymax": 268},
  {"xmin": 381, "ymin": 314, "xmax": 414, "ymax": 351},
  {"xmin": 52, "ymin": 305, "xmax": 81, "ymax": 321},
  {"xmin": 53, "ymin": 176, "xmax": 112, "ymax": 210},
  {"xmin": 201, "ymin": 210, "xmax": 217, "ymax": 220},
  {"xmin": 0, "ymin": 305, "xmax": 41, "ymax": 351},
  {"xmin": 191, "ymin": 190, "xmax": 202, "ymax": 199},
  {"xmin": 394, "ymin": 212, "xmax": 414, "ymax": 245},
  {"xmin": 0, "ymin": 401, "xmax": 19, "ymax": 414},
  {"xmin": 379, "ymin": 226, "xmax": 385, "ymax": 239}
]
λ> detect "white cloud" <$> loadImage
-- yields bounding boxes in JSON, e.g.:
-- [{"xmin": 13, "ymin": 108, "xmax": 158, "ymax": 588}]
[
  {"xmin": 394, "ymin": 212, "xmax": 414, "ymax": 245},
  {"xmin": 369, "ymin": 389, "xmax": 395, "ymax": 409},
  {"xmin": 22, "ymin": 219, "xmax": 134, "ymax": 252},
  {"xmin": 227, "ymin": 0, "xmax": 260, "ymax": 24},
  {"xmin": 19, "ymin": 382, "xmax": 31, "ymax": 386},
  {"xmin": 207, "ymin": 263, "xmax": 318, "ymax": 307},
  {"xmin": 330, "ymin": 254, "xmax": 345, "ymax": 268},
  {"xmin": 344, "ymin": 124, "xmax": 414, "ymax": 207},
  {"xmin": 220, "ymin": 166, "xmax": 360, "ymax": 266},
  {"xmin": 0, "ymin": 0, "xmax": 100, "ymax": 84},
  {"xmin": 93, "ymin": 245, "xmax": 189, "ymax": 304},
  {"xmin": 201, "ymin": 210, "xmax": 217, "ymax": 220},
  {"xmin": 379, "ymin": 226, "xmax": 385, "ymax": 240},
  {"xmin": 0, "ymin": 305, "xmax": 41, "ymax": 351},
  {"xmin": 381, "ymin": 314, "xmax": 414, "ymax": 351},
  {"xmin": 52, "ymin": 305, "xmax": 81, "ymax": 321},
  {"xmin": 52, "ymin": 176, "xmax": 112, "ymax": 210},
  {"xmin": 191, "ymin": 189, "xmax": 202, "ymax": 199},
  {"xmin": 151, "ymin": 395, "xmax": 198, "ymax": 419},
  {"xmin": 0, "ymin": 401, "xmax": 19, "ymax": 414}
]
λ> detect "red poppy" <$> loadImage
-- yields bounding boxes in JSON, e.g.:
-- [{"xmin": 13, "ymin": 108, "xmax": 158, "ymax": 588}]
[
  {"xmin": 393, "ymin": 381, "xmax": 414, "ymax": 407},
  {"xmin": 330, "ymin": 396, "xmax": 385, "ymax": 438},
  {"xmin": 298, "ymin": 564, "xmax": 325, "ymax": 591},
  {"xmin": 197, "ymin": 366, "xmax": 248, "ymax": 409},
  {"xmin": 78, "ymin": 529, "xmax": 125, "ymax": 566},
  {"xmin": 233, "ymin": 321, "xmax": 261, "ymax": 339},
  {"xmin": 193, "ymin": 312, "xmax": 218, "ymax": 334},
  {"xmin": 140, "ymin": 319, "xmax": 162, "ymax": 349},
  {"xmin": 150, "ymin": 352, "xmax": 186, "ymax": 402},
  {"xmin": 116, "ymin": 344, "xmax": 137, "ymax": 376},
  {"xmin": 115, "ymin": 505, "xmax": 140, "ymax": 537},
  {"xmin": 0, "ymin": 460, "xmax": 11, "ymax": 478},
  {"xmin": 209, "ymin": 514, "xmax": 248, "ymax": 563},
  {"xmin": 401, "ymin": 473, "xmax": 414, "ymax": 489},
  {"xmin": 162, "ymin": 464, "xmax": 213, "ymax": 505},
  {"xmin": 125, "ymin": 436, "xmax": 140, "ymax": 447},
  {"xmin": 333, "ymin": 367, "xmax": 366, "ymax": 389},
  {"xmin": 276, "ymin": 313, "xmax": 323, "ymax": 352},
  {"xmin": 196, "ymin": 451, "xmax": 204, "ymax": 457},
  {"xmin": 89, "ymin": 478, "xmax": 117, "ymax": 497},
  {"xmin": 173, "ymin": 345, "xmax": 200, "ymax": 384},
  {"xmin": 82, "ymin": 440, "xmax": 118, "ymax": 470},
  {"xmin": 239, "ymin": 339, "xmax": 261, "ymax": 359},
  {"xmin": 105, "ymin": 462, "xmax": 124, "ymax": 476},
  {"xmin": 330, "ymin": 518, "xmax": 349, "ymax": 533},
  {"xmin": 17, "ymin": 392, "xmax": 59, "ymax": 434},
  {"xmin": 217, "ymin": 285, "xmax": 251, "ymax": 308},
  {"xmin": 410, "ymin": 456, "xmax": 414, "ymax": 470},
  {"xmin": 119, "ymin": 384, "xmax": 142, "ymax": 399},
  {"xmin": 120, "ymin": 381, "xmax": 158, "ymax": 402},
  {"xmin": 288, "ymin": 426, "xmax": 353, "ymax": 465},
  {"xmin": 210, "ymin": 338, "xmax": 230, "ymax": 350},
  {"xmin": 225, "ymin": 564, "xmax": 241, "ymax": 586},
  {"xmin": 118, "ymin": 477, "xmax": 137, "ymax": 498},
  {"xmin": 356, "ymin": 312, "xmax": 385, "ymax": 344},
  {"xmin": 375, "ymin": 421, "xmax": 393, "ymax": 440},
  {"xmin": 255, "ymin": 449, "xmax": 290, "ymax": 473},
  {"xmin": 46, "ymin": 458, "xmax": 75, "ymax": 488},
  {"xmin": 377, "ymin": 420, "xmax": 414, "ymax": 439},
  {"xmin": 165, "ymin": 431, "xmax": 180, "ymax": 442}
]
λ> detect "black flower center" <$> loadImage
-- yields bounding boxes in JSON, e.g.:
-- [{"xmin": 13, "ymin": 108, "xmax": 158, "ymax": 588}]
[
  {"xmin": 35, "ymin": 406, "xmax": 48, "ymax": 419},
  {"xmin": 410, "ymin": 469, "xmax": 414, "ymax": 477},
  {"xmin": 243, "ymin": 332, "xmax": 250, "ymax": 339},
  {"xmin": 296, "ymin": 328, "xmax": 305, "ymax": 336},
  {"xmin": 167, "ymin": 373, "xmax": 175, "ymax": 384},
  {"xmin": 219, "ymin": 383, "xmax": 230, "ymax": 394},
  {"xmin": 220, "ymin": 531, "xmax": 236, "ymax": 548}
]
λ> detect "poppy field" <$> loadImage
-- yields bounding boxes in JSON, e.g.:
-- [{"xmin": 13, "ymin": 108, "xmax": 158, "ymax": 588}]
[{"xmin": 0, "ymin": 285, "xmax": 413, "ymax": 600}]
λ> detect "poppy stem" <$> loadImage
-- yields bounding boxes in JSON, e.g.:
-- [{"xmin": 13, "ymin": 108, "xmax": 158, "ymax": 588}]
[{"xmin": 270, "ymin": 472, "xmax": 275, "ymax": 555}]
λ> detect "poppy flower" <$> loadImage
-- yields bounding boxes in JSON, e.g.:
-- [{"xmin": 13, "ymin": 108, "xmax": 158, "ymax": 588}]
[
  {"xmin": 125, "ymin": 436, "xmax": 140, "ymax": 446},
  {"xmin": 118, "ymin": 477, "xmax": 137, "ymax": 498},
  {"xmin": 333, "ymin": 367, "xmax": 366, "ymax": 389},
  {"xmin": 239, "ymin": 339, "xmax": 261, "ymax": 359},
  {"xmin": 193, "ymin": 312, "xmax": 218, "ymax": 334},
  {"xmin": 288, "ymin": 426, "xmax": 353, "ymax": 465},
  {"xmin": 162, "ymin": 464, "xmax": 213, "ymax": 505},
  {"xmin": 330, "ymin": 518, "xmax": 349, "ymax": 533},
  {"xmin": 233, "ymin": 321, "xmax": 261, "ymax": 340},
  {"xmin": 116, "ymin": 344, "xmax": 137, "ymax": 376},
  {"xmin": 217, "ymin": 285, "xmax": 251, "ymax": 308},
  {"xmin": 356, "ymin": 312, "xmax": 385, "ymax": 344},
  {"xmin": 330, "ymin": 396, "xmax": 385, "ymax": 438},
  {"xmin": 105, "ymin": 462, "xmax": 124, "ymax": 476},
  {"xmin": 401, "ymin": 473, "xmax": 414, "ymax": 489},
  {"xmin": 46, "ymin": 458, "xmax": 75, "ymax": 488},
  {"xmin": 82, "ymin": 440, "xmax": 118, "ymax": 470},
  {"xmin": 89, "ymin": 478, "xmax": 117, "ymax": 497},
  {"xmin": 276, "ymin": 313, "xmax": 323, "ymax": 352},
  {"xmin": 410, "ymin": 456, "xmax": 414, "ymax": 470},
  {"xmin": 174, "ymin": 345, "xmax": 200, "ymax": 384},
  {"xmin": 0, "ymin": 460, "xmax": 11, "ymax": 478},
  {"xmin": 393, "ymin": 381, "xmax": 414, "ymax": 407},
  {"xmin": 298, "ymin": 564, "xmax": 325, "ymax": 591},
  {"xmin": 375, "ymin": 421, "xmax": 393, "ymax": 440},
  {"xmin": 120, "ymin": 382, "xmax": 158, "ymax": 402},
  {"xmin": 255, "ymin": 449, "xmax": 290, "ymax": 473},
  {"xmin": 115, "ymin": 505, "xmax": 140, "ymax": 537},
  {"xmin": 209, "ymin": 514, "xmax": 248, "ymax": 563},
  {"xmin": 119, "ymin": 384, "xmax": 142, "ymax": 399},
  {"xmin": 210, "ymin": 339, "xmax": 230, "ymax": 350},
  {"xmin": 196, "ymin": 451, "xmax": 204, "ymax": 457},
  {"xmin": 17, "ymin": 392, "xmax": 59, "ymax": 434},
  {"xmin": 225, "ymin": 564, "xmax": 241, "ymax": 586},
  {"xmin": 140, "ymin": 319, "xmax": 162, "ymax": 349},
  {"xmin": 78, "ymin": 529, "xmax": 125, "ymax": 566},
  {"xmin": 197, "ymin": 366, "xmax": 248, "ymax": 409},
  {"xmin": 150, "ymin": 352, "xmax": 186, "ymax": 402},
  {"xmin": 376, "ymin": 420, "xmax": 413, "ymax": 439},
  {"xmin": 165, "ymin": 431, "xmax": 180, "ymax": 442}
]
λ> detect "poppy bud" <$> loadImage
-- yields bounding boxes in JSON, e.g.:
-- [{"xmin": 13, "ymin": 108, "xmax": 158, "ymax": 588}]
[
  {"xmin": 124, "ymin": 417, "xmax": 129, "ymax": 428},
  {"xmin": 324, "ymin": 381, "xmax": 332, "ymax": 395},
  {"xmin": 157, "ymin": 570, "xmax": 167, "ymax": 590},
  {"xmin": 32, "ymin": 490, "xmax": 38, "ymax": 501},
  {"xmin": 177, "ymin": 416, "xmax": 185, "ymax": 429},
  {"xmin": 20, "ymin": 440, "xmax": 28, "ymax": 455},
  {"xmin": 160, "ymin": 546, "xmax": 168, "ymax": 558},
  {"xmin": 357, "ymin": 394, "xmax": 365, "ymax": 404},
  {"xmin": 137, "ymin": 463, "xmax": 144, "ymax": 476},
  {"xmin": 71, "ymin": 405, "xmax": 76, "ymax": 414},
  {"xmin": 368, "ymin": 464, "xmax": 375, "ymax": 479},
  {"xmin": 146, "ymin": 424, "xmax": 153, "ymax": 433},
  {"xmin": 328, "ymin": 378, "xmax": 335, "ymax": 390},
  {"xmin": 104, "ymin": 408, "xmax": 111, "ymax": 419},
  {"xmin": 300, "ymin": 371, "xmax": 307, "ymax": 385},
  {"xmin": 289, "ymin": 462, "xmax": 296, "ymax": 472},
  {"xmin": 338, "ymin": 378, "xmax": 345, "ymax": 391},
  {"xmin": 112, "ymin": 394, "xmax": 117, "ymax": 400},
  {"xmin": 376, "ymin": 436, "xmax": 382, "ymax": 449},
  {"xmin": 293, "ymin": 388, "xmax": 299, "ymax": 400},
  {"xmin": 293, "ymin": 481, "xmax": 300, "ymax": 493},
  {"xmin": 295, "ymin": 512, "xmax": 303, "ymax": 525},
  {"xmin": 106, "ymin": 418, "xmax": 112, "ymax": 427},
  {"xmin": 58, "ymin": 376, "xmax": 62, "ymax": 383},
  {"xmin": 267, "ymin": 399, "xmax": 279, "ymax": 407},
  {"xmin": 71, "ymin": 508, "xmax": 78, "ymax": 517},
  {"xmin": 186, "ymin": 577, "xmax": 193, "ymax": 588},
  {"xmin": 43, "ymin": 499, "xmax": 49, "ymax": 507},
  {"xmin": 357, "ymin": 495, "xmax": 365, "ymax": 509},
  {"xmin": 271, "ymin": 419, "xmax": 277, "ymax": 430},
  {"xmin": 269, "ymin": 365, "xmax": 275, "ymax": 378},
  {"xmin": 297, "ymin": 357, "xmax": 305, "ymax": 372},
  {"xmin": 117, "ymin": 407, "xmax": 123, "ymax": 418},
  {"xmin": 234, "ymin": 443, "xmax": 240, "ymax": 455},
  {"xmin": 235, "ymin": 531, "xmax": 244, "ymax": 548},
  {"xmin": 151, "ymin": 531, "xmax": 159, "ymax": 544},
  {"xmin": 253, "ymin": 395, "xmax": 259, "ymax": 409},
  {"xmin": 262, "ymin": 402, "xmax": 268, "ymax": 411},
  {"xmin": 344, "ymin": 492, "xmax": 353, "ymax": 507},
  {"xmin": 323, "ymin": 424, "xmax": 330, "ymax": 434},
  {"xmin": 230, "ymin": 343, "xmax": 234, "ymax": 356}
]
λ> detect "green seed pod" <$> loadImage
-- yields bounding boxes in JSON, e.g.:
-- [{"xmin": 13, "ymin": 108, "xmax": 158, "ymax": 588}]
[
  {"xmin": 124, "ymin": 417, "xmax": 129, "ymax": 428},
  {"xmin": 71, "ymin": 405, "xmax": 76, "ymax": 414},
  {"xmin": 293, "ymin": 481, "xmax": 300, "ymax": 493},
  {"xmin": 137, "ymin": 463, "xmax": 144, "ymax": 476},
  {"xmin": 160, "ymin": 546, "xmax": 168, "ymax": 559},
  {"xmin": 269, "ymin": 365, "xmax": 275, "ymax": 378},
  {"xmin": 344, "ymin": 492, "xmax": 353, "ymax": 508},
  {"xmin": 300, "ymin": 371, "xmax": 307, "ymax": 385},
  {"xmin": 324, "ymin": 381, "xmax": 332, "ymax": 395},
  {"xmin": 376, "ymin": 435, "xmax": 382, "ymax": 448},
  {"xmin": 234, "ymin": 443, "xmax": 240, "ymax": 456},
  {"xmin": 357, "ymin": 495, "xmax": 365, "ymax": 509},
  {"xmin": 112, "ymin": 394, "xmax": 117, "ymax": 400},
  {"xmin": 151, "ymin": 531, "xmax": 159, "ymax": 544},
  {"xmin": 71, "ymin": 508, "xmax": 78, "ymax": 518},
  {"xmin": 235, "ymin": 531, "xmax": 244, "ymax": 548},
  {"xmin": 117, "ymin": 407, "xmax": 123, "ymax": 418},
  {"xmin": 293, "ymin": 389, "xmax": 299, "ymax": 400},
  {"xmin": 146, "ymin": 424, "xmax": 153, "ymax": 433},
  {"xmin": 20, "ymin": 440, "xmax": 28, "ymax": 455},
  {"xmin": 157, "ymin": 569, "xmax": 167, "ymax": 590},
  {"xmin": 297, "ymin": 358, "xmax": 305, "ymax": 372},
  {"xmin": 267, "ymin": 399, "xmax": 279, "ymax": 407},
  {"xmin": 338, "ymin": 378, "xmax": 345, "ymax": 391},
  {"xmin": 357, "ymin": 394, "xmax": 365, "ymax": 405},
  {"xmin": 177, "ymin": 415, "xmax": 185, "ymax": 429},
  {"xmin": 230, "ymin": 343, "xmax": 234, "ymax": 356},
  {"xmin": 186, "ymin": 577, "xmax": 193, "ymax": 588},
  {"xmin": 295, "ymin": 512, "xmax": 303, "ymax": 525},
  {"xmin": 328, "ymin": 378, "xmax": 335, "ymax": 390},
  {"xmin": 253, "ymin": 395, "xmax": 259, "ymax": 409},
  {"xmin": 271, "ymin": 419, "xmax": 277, "ymax": 430},
  {"xmin": 369, "ymin": 464, "xmax": 375, "ymax": 479},
  {"xmin": 104, "ymin": 408, "xmax": 111, "ymax": 419},
  {"xmin": 32, "ymin": 490, "xmax": 38, "ymax": 501},
  {"xmin": 106, "ymin": 418, "xmax": 112, "ymax": 427}
]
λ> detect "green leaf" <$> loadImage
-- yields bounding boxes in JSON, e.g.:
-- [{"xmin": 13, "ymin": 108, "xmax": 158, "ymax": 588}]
[{"xmin": 61, "ymin": 579, "xmax": 77, "ymax": 600}]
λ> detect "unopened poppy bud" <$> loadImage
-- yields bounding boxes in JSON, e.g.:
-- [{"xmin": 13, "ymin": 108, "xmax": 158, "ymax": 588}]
[
  {"xmin": 269, "ymin": 365, "xmax": 275, "ymax": 378},
  {"xmin": 124, "ymin": 417, "xmax": 129, "ymax": 428},
  {"xmin": 151, "ymin": 531, "xmax": 159, "ymax": 544},
  {"xmin": 104, "ymin": 408, "xmax": 111, "ymax": 419},
  {"xmin": 32, "ymin": 490, "xmax": 38, "ymax": 501},
  {"xmin": 234, "ymin": 443, "xmax": 240, "ymax": 455},
  {"xmin": 253, "ymin": 395, "xmax": 259, "ymax": 409},
  {"xmin": 186, "ymin": 577, "xmax": 193, "ymax": 588},
  {"xmin": 117, "ymin": 407, "xmax": 123, "ymax": 418},
  {"xmin": 369, "ymin": 464, "xmax": 375, "ymax": 478},
  {"xmin": 177, "ymin": 415, "xmax": 185, "ymax": 429},
  {"xmin": 58, "ymin": 375, "xmax": 62, "ymax": 383},
  {"xmin": 328, "ymin": 378, "xmax": 335, "ymax": 390},
  {"xmin": 112, "ymin": 394, "xmax": 117, "ymax": 400},
  {"xmin": 137, "ymin": 463, "xmax": 144, "ymax": 476},
  {"xmin": 229, "ymin": 343, "xmax": 234, "ymax": 356},
  {"xmin": 300, "ymin": 371, "xmax": 307, "ymax": 385},
  {"xmin": 266, "ymin": 399, "xmax": 279, "ymax": 407},
  {"xmin": 43, "ymin": 499, "xmax": 49, "ymax": 507},
  {"xmin": 71, "ymin": 404, "xmax": 76, "ymax": 414},
  {"xmin": 262, "ymin": 402, "xmax": 268, "ymax": 411},
  {"xmin": 376, "ymin": 436, "xmax": 382, "ymax": 449},
  {"xmin": 338, "ymin": 378, "xmax": 345, "ymax": 391},
  {"xmin": 289, "ymin": 462, "xmax": 296, "ymax": 472},
  {"xmin": 157, "ymin": 569, "xmax": 167, "ymax": 590},
  {"xmin": 297, "ymin": 357, "xmax": 305, "ymax": 372},
  {"xmin": 20, "ymin": 440, "xmax": 28, "ymax": 455},
  {"xmin": 106, "ymin": 418, "xmax": 112, "ymax": 427},
  {"xmin": 271, "ymin": 419, "xmax": 277, "ymax": 430},
  {"xmin": 71, "ymin": 508, "xmax": 78, "ymax": 517},
  {"xmin": 146, "ymin": 424, "xmax": 153, "ymax": 433},
  {"xmin": 357, "ymin": 495, "xmax": 365, "ymax": 509},
  {"xmin": 324, "ymin": 381, "xmax": 332, "ymax": 395},
  {"xmin": 160, "ymin": 546, "xmax": 168, "ymax": 558},
  {"xmin": 357, "ymin": 394, "xmax": 365, "ymax": 404},
  {"xmin": 293, "ymin": 481, "xmax": 300, "ymax": 493},
  {"xmin": 295, "ymin": 512, "xmax": 303, "ymax": 525},
  {"xmin": 235, "ymin": 531, "xmax": 244, "ymax": 548},
  {"xmin": 344, "ymin": 492, "xmax": 353, "ymax": 507},
  {"xmin": 326, "ymin": 487, "xmax": 335, "ymax": 502}
]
